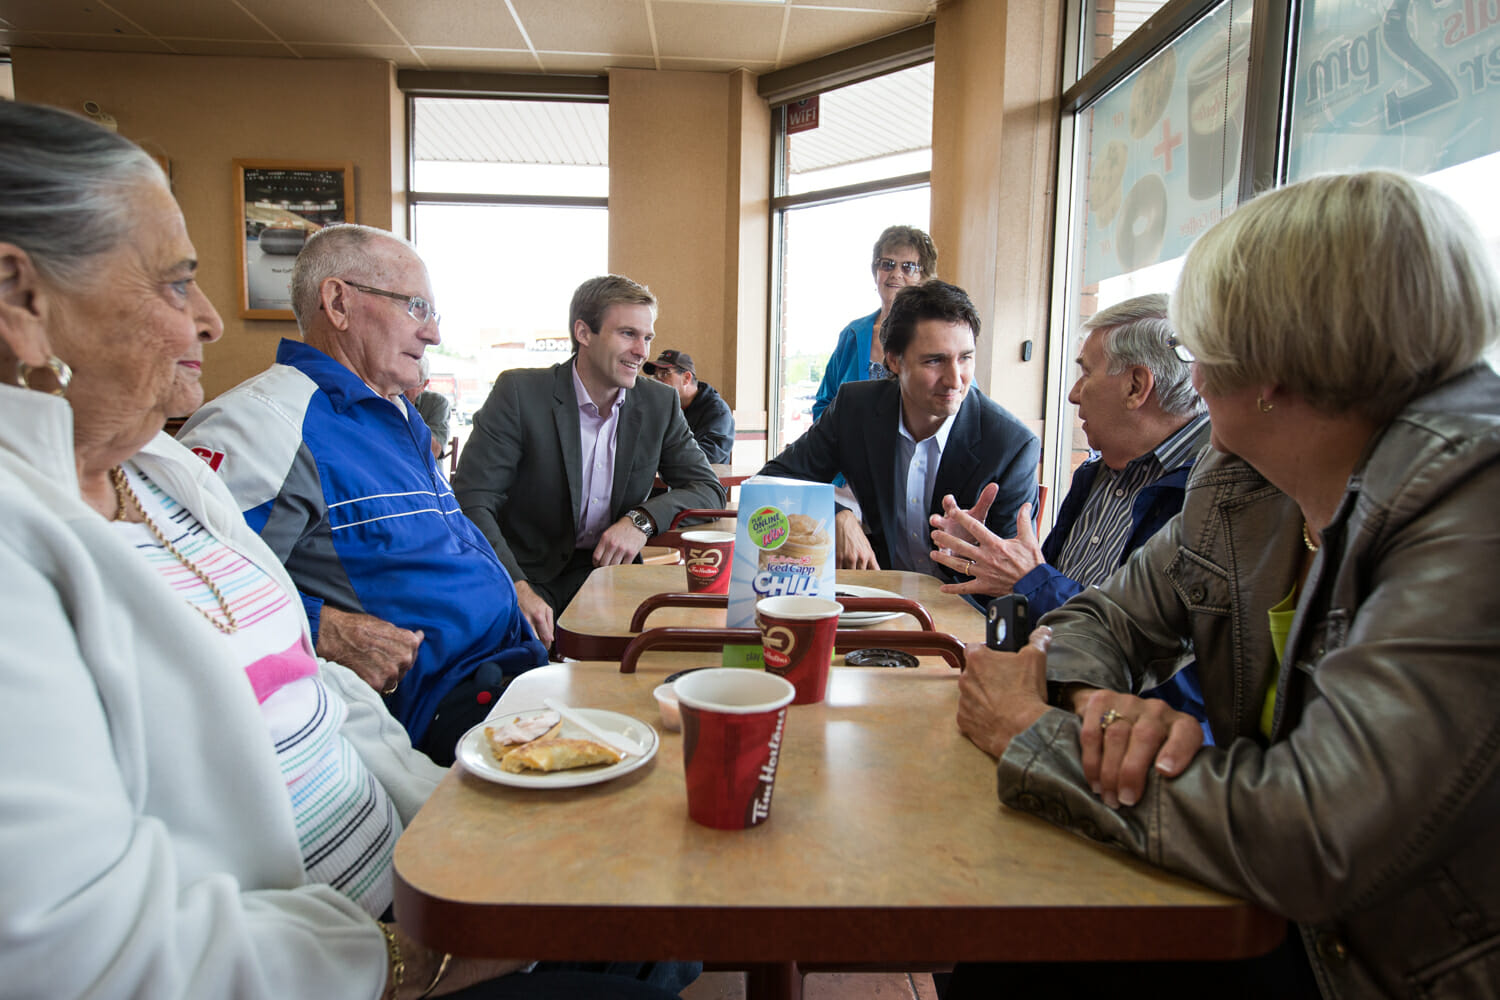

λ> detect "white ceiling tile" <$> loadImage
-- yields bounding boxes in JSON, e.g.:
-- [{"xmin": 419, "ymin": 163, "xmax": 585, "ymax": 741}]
[
  {"xmin": 509, "ymin": 0, "xmax": 653, "ymax": 55},
  {"xmin": 652, "ymin": 0, "xmax": 783, "ymax": 61},
  {"xmin": 240, "ymin": 0, "xmax": 406, "ymax": 46},
  {"xmin": 377, "ymin": 0, "xmax": 529, "ymax": 49},
  {"xmin": 107, "ymin": 0, "xmax": 276, "ymax": 40},
  {"xmin": 0, "ymin": 0, "xmax": 934, "ymax": 73},
  {"xmin": 779, "ymin": 6, "xmax": 922, "ymax": 64},
  {"xmin": 0, "ymin": 0, "xmax": 137, "ymax": 34}
]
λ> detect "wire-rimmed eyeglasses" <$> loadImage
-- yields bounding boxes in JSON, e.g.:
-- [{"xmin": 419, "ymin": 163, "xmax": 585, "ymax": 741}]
[
  {"xmin": 1166, "ymin": 335, "xmax": 1194, "ymax": 363},
  {"xmin": 877, "ymin": 257, "xmax": 922, "ymax": 277},
  {"xmin": 341, "ymin": 279, "xmax": 440, "ymax": 327}
]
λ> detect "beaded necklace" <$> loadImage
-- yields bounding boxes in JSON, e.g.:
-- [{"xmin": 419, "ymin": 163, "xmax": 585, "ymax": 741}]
[{"xmin": 110, "ymin": 466, "xmax": 239, "ymax": 634}]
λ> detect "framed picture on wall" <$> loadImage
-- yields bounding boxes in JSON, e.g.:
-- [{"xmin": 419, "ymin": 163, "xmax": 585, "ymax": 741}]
[{"xmin": 233, "ymin": 159, "xmax": 355, "ymax": 320}]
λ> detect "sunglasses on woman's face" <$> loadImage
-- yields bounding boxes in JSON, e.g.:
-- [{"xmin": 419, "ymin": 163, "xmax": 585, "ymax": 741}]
[{"xmin": 877, "ymin": 258, "xmax": 922, "ymax": 277}]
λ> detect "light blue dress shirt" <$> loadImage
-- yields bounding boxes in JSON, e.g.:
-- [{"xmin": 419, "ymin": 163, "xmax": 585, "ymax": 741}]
[{"xmin": 891, "ymin": 410, "xmax": 957, "ymax": 575}]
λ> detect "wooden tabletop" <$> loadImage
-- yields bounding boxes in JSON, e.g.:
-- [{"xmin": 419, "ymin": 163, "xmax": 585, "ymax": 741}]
[
  {"xmin": 711, "ymin": 462, "xmax": 757, "ymax": 488},
  {"xmin": 394, "ymin": 664, "xmax": 1283, "ymax": 986},
  {"xmin": 555, "ymin": 566, "xmax": 986, "ymax": 662},
  {"xmin": 656, "ymin": 462, "xmax": 758, "ymax": 491}
]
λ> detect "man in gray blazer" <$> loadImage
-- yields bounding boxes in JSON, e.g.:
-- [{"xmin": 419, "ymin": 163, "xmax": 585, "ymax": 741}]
[
  {"xmin": 762, "ymin": 280, "xmax": 1039, "ymax": 580},
  {"xmin": 454, "ymin": 275, "xmax": 726, "ymax": 645}
]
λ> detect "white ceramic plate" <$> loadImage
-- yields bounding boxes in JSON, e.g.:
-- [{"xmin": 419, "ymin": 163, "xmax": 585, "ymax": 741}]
[
  {"xmin": 834, "ymin": 584, "xmax": 905, "ymax": 627},
  {"xmin": 457, "ymin": 707, "xmax": 659, "ymax": 789}
]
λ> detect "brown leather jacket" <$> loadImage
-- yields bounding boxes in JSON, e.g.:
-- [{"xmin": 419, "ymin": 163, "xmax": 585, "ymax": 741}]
[{"xmin": 999, "ymin": 366, "xmax": 1500, "ymax": 998}]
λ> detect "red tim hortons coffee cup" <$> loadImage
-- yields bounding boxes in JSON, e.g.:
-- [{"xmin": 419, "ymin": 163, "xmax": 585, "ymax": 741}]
[
  {"xmin": 755, "ymin": 595, "xmax": 842, "ymax": 705},
  {"xmin": 681, "ymin": 530, "xmax": 735, "ymax": 594},
  {"xmin": 674, "ymin": 668, "xmax": 796, "ymax": 830}
]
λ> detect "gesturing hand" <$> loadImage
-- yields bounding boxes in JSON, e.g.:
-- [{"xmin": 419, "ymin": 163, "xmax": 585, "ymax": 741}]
[
  {"xmin": 315, "ymin": 606, "xmax": 423, "ymax": 695},
  {"xmin": 929, "ymin": 482, "xmax": 999, "ymax": 546},
  {"xmin": 932, "ymin": 502, "xmax": 1045, "ymax": 596}
]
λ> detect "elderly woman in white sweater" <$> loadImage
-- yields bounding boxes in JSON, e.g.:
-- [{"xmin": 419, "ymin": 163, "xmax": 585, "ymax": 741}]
[{"xmin": 0, "ymin": 100, "xmax": 685, "ymax": 1000}]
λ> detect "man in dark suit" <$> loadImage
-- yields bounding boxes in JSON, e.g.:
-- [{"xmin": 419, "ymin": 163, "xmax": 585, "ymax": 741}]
[
  {"xmin": 761, "ymin": 280, "xmax": 1039, "ymax": 578},
  {"xmin": 454, "ymin": 275, "xmax": 726, "ymax": 645}
]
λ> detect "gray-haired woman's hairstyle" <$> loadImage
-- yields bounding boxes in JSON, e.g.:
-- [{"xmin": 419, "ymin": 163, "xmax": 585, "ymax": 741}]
[
  {"xmin": 290, "ymin": 224, "xmax": 416, "ymax": 328},
  {"xmin": 1084, "ymin": 293, "xmax": 1205, "ymax": 418},
  {"xmin": 871, "ymin": 225, "xmax": 939, "ymax": 280},
  {"xmin": 0, "ymin": 101, "xmax": 166, "ymax": 286},
  {"xmin": 1173, "ymin": 170, "xmax": 1500, "ymax": 424}
]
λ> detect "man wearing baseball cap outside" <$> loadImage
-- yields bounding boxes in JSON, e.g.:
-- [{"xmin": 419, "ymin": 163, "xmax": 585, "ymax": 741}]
[{"xmin": 644, "ymin": 349, "xmax": 736, "ymax": 464}]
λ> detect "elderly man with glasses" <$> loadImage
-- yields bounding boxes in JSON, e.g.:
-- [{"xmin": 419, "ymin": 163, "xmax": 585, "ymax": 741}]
[
  {"xmin": 179, "ymin": 224, "xmax": 547, "ymax": 764},
  {"xmin": 930, "ymin": 293, "xmax": 1211, "ymax": 729}
]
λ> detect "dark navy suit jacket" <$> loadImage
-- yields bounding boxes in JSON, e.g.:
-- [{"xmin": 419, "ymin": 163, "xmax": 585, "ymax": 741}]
[{"xmin": 762, "ymin": 379, "xmax": 1039, "ymax": 583}]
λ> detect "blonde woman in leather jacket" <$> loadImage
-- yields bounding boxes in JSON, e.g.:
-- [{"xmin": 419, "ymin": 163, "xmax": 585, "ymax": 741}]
[{"xmin": 950, "ymin": 171, "xmax": 1500, "ymax": 999}]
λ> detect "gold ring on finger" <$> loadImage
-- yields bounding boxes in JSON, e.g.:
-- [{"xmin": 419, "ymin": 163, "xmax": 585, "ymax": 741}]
[
  {"xmin": 1100, "ymin": 708, "xmax": 1124, "ymax": 732},
  {"xmin": 382, "ymin": 681, "xmax": 399, "ymax": 696}
]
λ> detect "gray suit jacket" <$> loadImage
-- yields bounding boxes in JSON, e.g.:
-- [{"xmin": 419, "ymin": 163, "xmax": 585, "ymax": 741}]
[{"xmin": 454, "ymin": 359, "xmax": 725, "ymax": 588}]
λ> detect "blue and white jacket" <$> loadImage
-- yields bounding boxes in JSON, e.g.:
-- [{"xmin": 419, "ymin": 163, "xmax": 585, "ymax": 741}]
[{"xmin": 179, "ymin": 339, "xmax": 546, "ymax": 743}]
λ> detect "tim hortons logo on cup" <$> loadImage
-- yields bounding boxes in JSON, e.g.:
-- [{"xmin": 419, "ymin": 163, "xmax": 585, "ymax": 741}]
[
  {"xmin": 759, "ymin": 622, "xmax": 796, "ymax": 669},
  {"xmin": 687, "ymin": 547, "xmax": 723, "ymax": 577},
  {"xmin": 748, "ymin": 707, "xmax": 787, "ymax": 825}
]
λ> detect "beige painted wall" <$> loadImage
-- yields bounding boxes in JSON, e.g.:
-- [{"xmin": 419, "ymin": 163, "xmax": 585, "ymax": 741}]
[
  {"xmin": 930, "ymin": 0, "xmax": 1063, "ymax": 469},
  {"xmin": 12, "ymin": 50, "xmax": 401, "ymax": 401},
  {"xmin": 725, "ymin": 69, "xmax": 771, "ymax": 436},
  {"xmin": 607, "ymin": 67, "xmax": 770, "ymax": 427},
  {"xmin": 10, "ymin": 32, "xmax": 1062, "ymax": 472}
]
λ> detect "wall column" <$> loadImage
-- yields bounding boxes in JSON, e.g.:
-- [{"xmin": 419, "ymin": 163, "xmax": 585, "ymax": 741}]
[
  {"xmin": 608, "ymin": 68, "xmax": 770, "ymax": 461},
  {"xmin": 930, "ymin": 0, "xmax": 1064, "ymax": 439}
]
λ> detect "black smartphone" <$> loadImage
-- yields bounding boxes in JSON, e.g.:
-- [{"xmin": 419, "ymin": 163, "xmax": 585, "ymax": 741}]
[{"xmin": 985, "ymin": 594, "xmax": 1031, "ymax": 652}]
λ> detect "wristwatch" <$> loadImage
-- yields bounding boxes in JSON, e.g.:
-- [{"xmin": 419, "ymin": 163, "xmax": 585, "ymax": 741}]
[{"xmin": 625, "ymin": 507, "xmax": 656, "ymax": 535}]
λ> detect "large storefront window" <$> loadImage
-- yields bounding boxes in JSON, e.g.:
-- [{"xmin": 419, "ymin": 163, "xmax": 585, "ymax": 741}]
[
  {"xmin": 1053, "ymin": 0, "xmax": 1251, "ymax": 483},
  {"xmin": 408, "ymin": 97, "xmax": 608, "ymax": 444},
  {"xmin": 1050, "ymin": 0, "xmax": 1500, "ymax": 502},
  {"xmin": 1286, "ymin": 0, "xmax": 1500, "ymax": 365},
  {"xmin": 770, "ymin": 61, "xmax": 933, "ymax": 453}
]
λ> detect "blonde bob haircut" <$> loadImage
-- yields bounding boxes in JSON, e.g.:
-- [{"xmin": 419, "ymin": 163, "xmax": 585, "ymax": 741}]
[{"xmin": 1171, "ymin": 170, "xmax": 1500, "ymax": 424}]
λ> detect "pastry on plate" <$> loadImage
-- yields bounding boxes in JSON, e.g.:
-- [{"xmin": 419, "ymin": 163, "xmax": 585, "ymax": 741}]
[
  {"xmin": 484, "ymin": 713, "xmax": 562, "ymax": 760},
  {"xmin": 499, "ymin": 737, "xmax": 623, "ymax": 774}
]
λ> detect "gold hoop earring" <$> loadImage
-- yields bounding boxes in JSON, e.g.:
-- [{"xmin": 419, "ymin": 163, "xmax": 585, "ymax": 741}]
[
  {"xmin": 17, "ymin": 356, "xmax": 72, "ymax": 396},
  {"xmin": 1257, "ymin": 396, "xmax": 1273, "ymax": 413}
]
